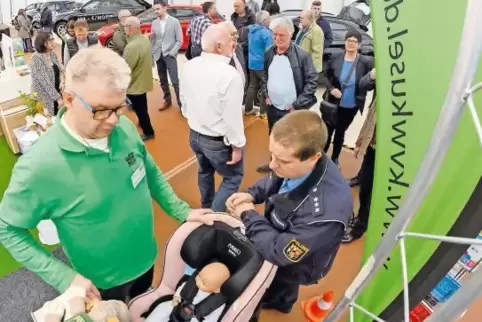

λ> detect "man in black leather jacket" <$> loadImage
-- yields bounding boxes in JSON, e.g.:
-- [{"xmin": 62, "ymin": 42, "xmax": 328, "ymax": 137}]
[{"xmin": 257, "ymin": 16, "xmax": 318, "ymax": 173}]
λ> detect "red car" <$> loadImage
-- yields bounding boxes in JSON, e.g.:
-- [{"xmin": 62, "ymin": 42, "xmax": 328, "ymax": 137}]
[{"xmin": 96, "ymin": 5, "xmax": 224, "ymax": 50}]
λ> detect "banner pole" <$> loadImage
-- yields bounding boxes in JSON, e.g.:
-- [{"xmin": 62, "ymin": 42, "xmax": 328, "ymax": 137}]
[{"xmin": 324, "ymin": 0, "xmax": 482, "ymax": 320}]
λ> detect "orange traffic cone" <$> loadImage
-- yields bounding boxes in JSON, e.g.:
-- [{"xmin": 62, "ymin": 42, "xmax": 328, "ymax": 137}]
[{"xmin": 301, "ymin": 290, "xmax": 334, "ymax": 322}]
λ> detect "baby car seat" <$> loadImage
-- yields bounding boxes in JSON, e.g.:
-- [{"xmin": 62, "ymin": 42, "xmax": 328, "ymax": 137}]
[{"xmin": 128, "ymin": 215, "xmax": 278, "ymax": 322}]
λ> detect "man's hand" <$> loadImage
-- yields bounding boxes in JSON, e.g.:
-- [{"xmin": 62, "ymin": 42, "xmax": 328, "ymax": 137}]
[
  {"xmin": 186, "ymin": 208, "xmax": 216, "ymax": 225},
  {"xmin": 287, "ymin": 105, "xmax": 295, "ymax": 112},
  {"xmin": 232, "ymin": 202, "xmax": 256, "ymax": 219},
  {"xmin": 69, "ymin": 274, "xmax": 101, "ymax": 301},
  {"xmin": 226, "ymin": 192, "xmax": 254, "ymax": 213},
  {"xmin": 265, "ymin": 97, "xmax": 272, "ymax": 105},
  {"xmin": 369, "ymin": 68, "xmax": 376, "ymax": 80},
  {"xmin": 226, "ymin": 147, "xmax": 243, "ymax": 165},
  {"xmin": 330, "ymin": 88, "xmax": 342, "ymax": 99}
]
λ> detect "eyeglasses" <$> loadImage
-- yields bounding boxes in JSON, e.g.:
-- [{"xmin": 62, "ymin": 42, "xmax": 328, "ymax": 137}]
[
  {"xmin": 346, "ymin": 39, "xmax": 359, "ymax": 44},
  {"xmin": 73, "ymin": 93, "xmax": 131, "ymax": 120}
]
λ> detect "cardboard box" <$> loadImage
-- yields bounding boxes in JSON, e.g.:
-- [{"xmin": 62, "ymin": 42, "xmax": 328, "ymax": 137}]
[
  {"xmin": 0, "ymin": 103, "xmax": 28, "ymax": 154},
  {"xmin": 0, "ymin": 97, "xmax": 24, "ymax": 137}
]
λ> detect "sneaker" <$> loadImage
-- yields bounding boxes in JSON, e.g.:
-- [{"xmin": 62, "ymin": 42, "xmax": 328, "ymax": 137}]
[
  {"xmin": 244, "ymin": 109, "xmax": 256, "ymax": 116},
  {"xmin": 348, "ymin": 176, "xmax": 360, "ymax": 187},
  {"xmin": 342, "ymin": 231, "xmax": 363, "ymax": 244},
  {"xmin": 141, "ymin": 134, "xmax": 155, "ymax": 141},
  {"xmin": 259, "ymin": 112, "xmax": 267, "ymax": 119}
]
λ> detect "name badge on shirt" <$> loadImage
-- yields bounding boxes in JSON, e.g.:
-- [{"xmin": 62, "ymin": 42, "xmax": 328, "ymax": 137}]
[{"xmin": 131, "ymin": 163, "xmax": 146, "ymax": 189}]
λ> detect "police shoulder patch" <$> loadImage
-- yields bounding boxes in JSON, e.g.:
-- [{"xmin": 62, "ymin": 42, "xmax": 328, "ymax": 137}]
[{"xmin": 283, "ymin": 239, "xmax": 310, "ymax": 263}]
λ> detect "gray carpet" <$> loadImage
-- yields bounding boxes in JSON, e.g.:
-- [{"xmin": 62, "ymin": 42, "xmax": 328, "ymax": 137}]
[{"xmin": 0, "ymin": 249, "xmax": 69, "ymax": 322}]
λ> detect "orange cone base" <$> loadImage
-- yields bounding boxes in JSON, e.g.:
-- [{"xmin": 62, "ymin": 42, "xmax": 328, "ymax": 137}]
[{"xmin": 301, "ymin": 296, "xmax": 330, "ymax": 322}]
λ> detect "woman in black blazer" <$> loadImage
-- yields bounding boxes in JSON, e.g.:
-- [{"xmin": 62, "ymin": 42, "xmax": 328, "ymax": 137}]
[{"xmin": 320, "ymin": 29, "xmax": 375, "ymax": 166}]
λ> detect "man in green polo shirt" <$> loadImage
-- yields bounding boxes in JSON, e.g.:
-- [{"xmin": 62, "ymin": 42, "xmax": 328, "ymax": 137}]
[{"xmin": 0, "ymin": 47, "xmax": 215, "ymax": 302}]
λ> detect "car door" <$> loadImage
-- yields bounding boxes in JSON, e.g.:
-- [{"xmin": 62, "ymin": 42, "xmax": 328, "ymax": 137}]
[
  {"xmin": 79, "ymin": 0, "xmax": 114, "ymax": 31},
  {"xmin": 166, "ymin": 8, "xmax": 201, "ymax": 48}
]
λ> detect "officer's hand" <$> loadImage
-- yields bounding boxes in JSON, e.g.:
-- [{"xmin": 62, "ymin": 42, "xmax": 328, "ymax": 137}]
[
  {"xmin": 232, "ymin": 202, "xmax": 255, "ymax": 219},
  {"xmin": 186, "ymin": 208, "xmax": 215, "ymax": 225},
  {"xmin": 226, "ymin": 193, "xmax": 254, "ymax": 213}
]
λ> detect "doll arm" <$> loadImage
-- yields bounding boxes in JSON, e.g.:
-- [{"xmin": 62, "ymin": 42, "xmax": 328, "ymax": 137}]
[{"xmin": 172, "ymin": 282, "xmax": 186, "ymax": 306}]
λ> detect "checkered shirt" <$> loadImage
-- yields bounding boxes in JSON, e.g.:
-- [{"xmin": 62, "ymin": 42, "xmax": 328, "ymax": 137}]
[{"xmin": 188, "ymin": 15, "xmax": 212, "ymax": 46}]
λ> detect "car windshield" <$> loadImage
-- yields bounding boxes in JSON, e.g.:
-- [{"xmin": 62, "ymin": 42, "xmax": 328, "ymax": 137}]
[
  {"xmin": 338, "ymin": 6, "xmax": 370, "ymax": 27},
  {"xmin": 137, "ymin": 8, "xmax": 156, "ymax": 22}
]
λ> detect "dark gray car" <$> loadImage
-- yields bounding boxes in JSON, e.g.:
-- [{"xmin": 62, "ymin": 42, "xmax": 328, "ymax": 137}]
[{"xmin": 23, "ymin": 1, "xmax": 82, "ymax": 30}]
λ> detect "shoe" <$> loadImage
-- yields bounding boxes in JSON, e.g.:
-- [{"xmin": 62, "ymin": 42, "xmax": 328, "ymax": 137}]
[
  {"xmin": 259, "ymin": 112, "xmax": 267, "ymax": 119},
  {"xmin": 256, "ymin": 164, "xmax": 271, "ymax": 173},
  {"xmin": 244, "ymin": 109, "xmax": 256, "ymax": 116},
  {"xmin": 159, "ymin": 100, "xmax": 171, "ymax": 111},
  {"xmin": 342, "ymin": 231, "xmax": 363, "ymax": 244},
  {"xmin": 261, "ymin": 303, "xmax": 292, "ymax": 314},
  {"xmin": 348, "ymin": 215, "xmax": 357, "ymax": 228},
  {"xmin": 348, "ymin": 176, "xmax": 360, "ymax": 187},
  {"xmin": 141, "ymin": 134, "xmax": 155, "ymax": 141}
]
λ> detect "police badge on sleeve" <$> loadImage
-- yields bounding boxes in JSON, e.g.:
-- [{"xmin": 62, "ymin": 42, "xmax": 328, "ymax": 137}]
[{"xmin": 283, "ymin": 239, "xmax": 309, "ymax": 263}]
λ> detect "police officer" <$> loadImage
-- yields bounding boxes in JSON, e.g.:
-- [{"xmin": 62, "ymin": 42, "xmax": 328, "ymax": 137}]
[{"xmin": 226, "ymin": 110, "xmax": 353, "ymax": 315}]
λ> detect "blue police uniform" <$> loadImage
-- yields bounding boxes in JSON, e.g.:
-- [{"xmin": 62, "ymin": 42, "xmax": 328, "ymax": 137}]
[{"xmin": 241, "ymin": 155, "xmax": 353, "ymax": 312}]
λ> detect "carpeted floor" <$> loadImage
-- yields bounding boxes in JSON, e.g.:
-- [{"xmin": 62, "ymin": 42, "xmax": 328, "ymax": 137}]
[
  {"xmin": 0, "ymin": 137, "xmax": 65, "ymax": 322},
  {"xmin": 0, "ymin": 136, "xmax": 19, "ymax": 279}
]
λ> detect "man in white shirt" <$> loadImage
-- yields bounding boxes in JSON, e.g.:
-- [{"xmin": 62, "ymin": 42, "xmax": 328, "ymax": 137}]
[{"xmin": 180, "ymin": 24, "xmax": 245, "ymax": 212}]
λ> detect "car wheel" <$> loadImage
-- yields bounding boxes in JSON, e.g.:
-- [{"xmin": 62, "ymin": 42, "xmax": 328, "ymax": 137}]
[
  {"xmin": 106, "ymin": 37, "xmax": 114, "ymax": 50},
  {"xmin": 55, "ymin": 21, "xmax": 68, "ymax": 37}
]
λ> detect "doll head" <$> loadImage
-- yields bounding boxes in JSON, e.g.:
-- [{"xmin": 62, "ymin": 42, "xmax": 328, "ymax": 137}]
[
  {"xmin": 195, "ymin": 262, "xmax": 230, "ymax": 294},
  {"xmin": 88, "ymin": 300, "xmax": 131, "ymax": 322}
]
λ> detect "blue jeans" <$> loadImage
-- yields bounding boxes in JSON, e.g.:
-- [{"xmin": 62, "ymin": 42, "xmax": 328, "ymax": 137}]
[{"xmin": 189, "ymin": 130, "xmax": 244, "ymax": 212}]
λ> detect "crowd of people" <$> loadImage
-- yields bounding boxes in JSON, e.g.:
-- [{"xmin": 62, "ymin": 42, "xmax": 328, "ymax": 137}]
[{"xmin": 0, "ymin": 0, "xmax": 379, "ymax": 320}]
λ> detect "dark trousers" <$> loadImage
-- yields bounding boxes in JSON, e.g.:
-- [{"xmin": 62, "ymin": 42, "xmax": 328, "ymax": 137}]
[
  {"xmin": 189, "ymin": 130, "xmax": 244, "ymax": 212},
  {"xmin": 127, "ymin": 93, "xmax": 154, "ymax": 136},
  {"xmin": 156, "ymin": 54, "xmax": 180, "ymax": 105},
  {"xmin": 245, "ymin": 70, "xmax": 266, "ymax": 114},
  {"xmin": 261, "ymin": 273, "xmax": 299, "ymax": 311},
  {"xmin": 267, "ymin": 106, "xmax": 290, "ymax": 134},
  {"xmin": 22, "ymin": 38, "xmax": 32, "ymax": 52},
  {"xmin": 190, "ymin": 44, "xmax": 202, "ymax": 59},
  {"xmin": 324, "ymin": 106, "xmax": 358, "ymax": 161},
  {"xmin": 100, "ymin": 266, "xmax": 154, "ymax": 302},
  {"xmin": 352, "ymin": 145, "xmax": 376, "ymax": 238}
]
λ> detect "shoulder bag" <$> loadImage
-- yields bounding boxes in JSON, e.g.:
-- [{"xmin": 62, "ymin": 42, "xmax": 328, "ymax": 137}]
[{"xmin": 320, "ymin": 54, "xmax": 359, "ymax": 127}]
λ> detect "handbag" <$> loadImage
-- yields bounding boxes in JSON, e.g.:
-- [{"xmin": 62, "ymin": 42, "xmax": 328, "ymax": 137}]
[{"xmin": 320, "ymin": 55, "xmax": 359, "ymax": 127}]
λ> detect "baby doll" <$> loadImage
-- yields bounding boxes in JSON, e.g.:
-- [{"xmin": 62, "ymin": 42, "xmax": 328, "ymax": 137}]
[
  {"xmin": 145, "ymin": 262, "xmax": 231, "ymax": 322},
  {"xmin": 43, "ymin": 286, "xmax": 131, "ymax": 322}
]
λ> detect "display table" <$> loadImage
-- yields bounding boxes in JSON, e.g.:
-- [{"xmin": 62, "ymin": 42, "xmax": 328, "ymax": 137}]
[{"xmin": 0, "ymin": 70, "xmax": 32, "ymax": 103}]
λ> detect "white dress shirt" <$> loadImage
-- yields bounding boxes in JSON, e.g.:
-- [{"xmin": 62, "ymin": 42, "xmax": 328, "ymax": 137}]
[{"xmin": 180, "ymin": 52, "xmax": 246, "ymax": 148}]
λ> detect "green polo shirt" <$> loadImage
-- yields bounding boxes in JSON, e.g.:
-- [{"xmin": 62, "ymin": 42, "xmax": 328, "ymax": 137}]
[{"xmin": 0, "ymin": 110, "xmax": 190, "ymax": 292}]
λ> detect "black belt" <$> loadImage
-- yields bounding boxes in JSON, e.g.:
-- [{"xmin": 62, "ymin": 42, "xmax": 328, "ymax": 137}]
[{"xmin": 191, "ymin": 129, "xmax": 224, "ymax": 142}]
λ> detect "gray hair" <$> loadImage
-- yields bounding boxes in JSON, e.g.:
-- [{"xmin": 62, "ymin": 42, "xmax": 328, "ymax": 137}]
[
  {"xmin": 65, "ymin": 47, "xmax": 131, "ymax": 92},
  {"xmin": 270, "ymin": 16, "xmax": 295, "ymax": 35},
  {"xmin": 256, "ymin": 10, "xmax": 270, "ymax": 24},
  {"xmin": 218, "ymin": 20, "xmax": 236, "ymax": 32},
  {"xmin": 125, "ymin": 16, "xmax": 140, "ymax": 28},
  {"xmin": 118, "ymin": 9, "xmax": 131, "ymax": 20},
  {"xmin": 201, "ymin": 24, "xmax": 228, "ymax": 52},
  {"xmin": 301, "ymin": 9, "xmax": 316, "ymax": 22}
]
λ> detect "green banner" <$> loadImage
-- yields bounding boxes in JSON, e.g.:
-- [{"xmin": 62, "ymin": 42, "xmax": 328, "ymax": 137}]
[{"xmin": 358, "ymin": 0, "xmax": 482, "ymax": 319}]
